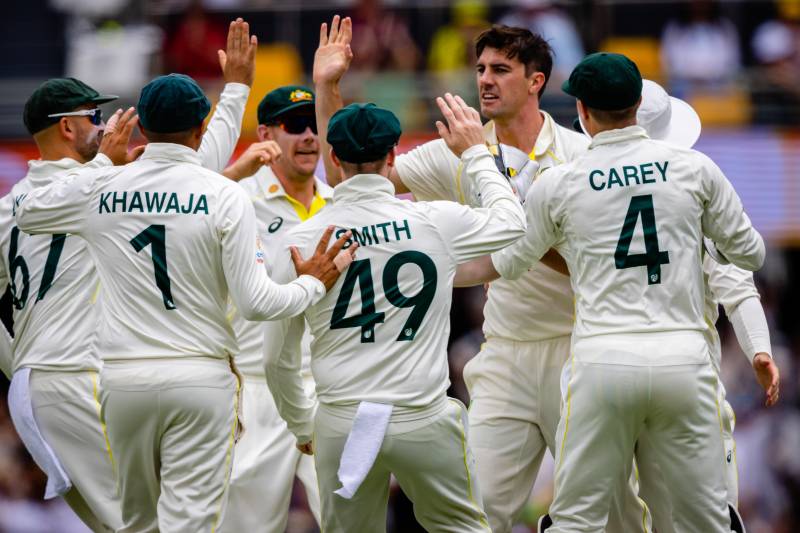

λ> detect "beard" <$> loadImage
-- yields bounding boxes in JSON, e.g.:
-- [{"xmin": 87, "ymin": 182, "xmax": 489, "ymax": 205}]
[{"xmin": 75, "ymin": 127, "xmax": 101, "ymax": 162}]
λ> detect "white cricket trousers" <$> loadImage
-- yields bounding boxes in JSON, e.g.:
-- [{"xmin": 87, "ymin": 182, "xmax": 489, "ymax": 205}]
[
  {"xmin": 99, "ymin": 357, "xmax": 239, "ymax": 533},
  {"xmin": 218, "ymin": 376, "xmax": 320, "ymax": 533},
  {"xmin": 314, "ymin": 398, "xmax": 490, "ymax": 533},
  {"xmin": 464, "ymin": 335, "xmax": 648, "ymax": 533},
  {"xmin": 25, "ymin": 370, "xmax": 122, "ymax": 532},
  {"xmin": 549, "ymin": 350, "xmax": 729, "ymax": 533},
  {"xmin": 635, "ymin": 391, "xmax": 739, "ymax": 533}
]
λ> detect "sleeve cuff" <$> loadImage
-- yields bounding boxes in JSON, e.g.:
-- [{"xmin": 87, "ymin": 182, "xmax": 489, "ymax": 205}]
[
  {"xmin": 296, "ymin": 274, "xmax": 326, "ymax": 304},
  {"xmin": 491, "ymin": 250, "xmax": 516, "ymax": 280},
  {"xmin": 91, "ymin": 153, "xmax": 114, "ymax": 168},
  {"xmin": 222, "ymin": 82, "xmax": 251, "ymax": 98},
  {"xmin": 461, "ymin": 143, "xmax": 491, "ymax": 161}
]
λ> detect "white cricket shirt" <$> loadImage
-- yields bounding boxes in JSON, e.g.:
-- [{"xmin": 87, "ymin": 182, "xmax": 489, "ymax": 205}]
[
  {"xmin": 15, "ymin": 143, "xmax": 324, "ymax": 361},
  {"xmin": 229, "ymin": 166, "xmax": 333, "ymax": 377},
  {"xmin": 395, "ymin": 111, "xmax": 589, "ymax": 342},
  {"xmin": 265, "ymin": 145, "xmax": 526, "ymax": 440},
  {"xmin": 0, "ymin": 83, "xmax": 250, "ymax": 371},
  {"xmin": 493, "ymin": 126, "xmax": 765, "ymax": 365}
]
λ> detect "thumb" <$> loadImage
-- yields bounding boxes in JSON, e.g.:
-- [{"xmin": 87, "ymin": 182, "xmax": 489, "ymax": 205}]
[
  {"xmin": 128, "ymin": 145, "xmax": 146, "ymax": 162},
  {"xmin": 435, "ymin": 120, "xmax": 449, "ymax": 140},
  {"xmin": 218, "ymin": 49, "xmax": 227, "ymax": 71}
]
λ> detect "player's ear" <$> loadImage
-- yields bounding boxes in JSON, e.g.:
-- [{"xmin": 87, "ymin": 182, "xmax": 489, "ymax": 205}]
[
  {"xmin": 59, "ymin": 117, "xmax": 75, "ymax": 142},
  {"xmin": 257, "ymin": 124, "xmax": 271, "ymax": 142},
  {"xmin": 330, "ymin": 148, "xmax": 342, "ymax": 168},
  {"xmin": 528, "ymin": 72, "xmax": 545, "ymax": 96},
  {"xmin": 386, "ymin": 147, "xmax": 397, "ymax": 167}
]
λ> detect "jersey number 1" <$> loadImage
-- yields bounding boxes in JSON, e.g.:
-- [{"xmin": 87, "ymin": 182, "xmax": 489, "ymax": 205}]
[
  {"xmin": 614, "ymin": 194, "xmax": 670, "ymax": 285},
  {"xmin": 130, "ymin": 224, "xmax": 176, "ymax": 310},
  {"xmin": 330, "ymin": 251, "xmax": 437, "ymax": 343}
]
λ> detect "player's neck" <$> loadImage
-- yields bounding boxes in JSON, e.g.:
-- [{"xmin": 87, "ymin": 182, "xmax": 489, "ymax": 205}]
[
  {"xmin": 493, "ymin": 104, "xmax": 544, "ymax": 155},
  {"xmin": 36, "ymin": 141, "xmax": 86, "ymax": 165},
  {"xmin": 273, "ymin": 166, "xmax": 316, "ymax": 209}
]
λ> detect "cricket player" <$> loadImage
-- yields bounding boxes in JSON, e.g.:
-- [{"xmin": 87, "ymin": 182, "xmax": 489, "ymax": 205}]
[
  {"xmin": 13, "ymin": 73, "xmax": 352, "ymax": 532},
  {"xmin": 217, "ymin": 85, "xmax": 328, "ymax": 532},
  {"xmin": 0, "ymin": 19, "xmax": 257, "ymax": 532},
  {"xmin": 621, "ymin": 80, "xmax": 780, "ymax": 533},
  {"xmin": 264, "ymin": 98, "xmax": 525, "ymax": 532},
  {"xmin": 314, "ymin": 19, "xmax": 645, "ymax": 532},
  {"xmin": 463, "ymin": 52, "xmax": 765, "ymax": 532}
]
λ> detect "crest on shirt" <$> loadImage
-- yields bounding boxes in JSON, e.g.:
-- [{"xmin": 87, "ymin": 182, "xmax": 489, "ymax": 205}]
[{"xmin": 289, "ymin": 90, "xmax": 313, "ymax": 103}]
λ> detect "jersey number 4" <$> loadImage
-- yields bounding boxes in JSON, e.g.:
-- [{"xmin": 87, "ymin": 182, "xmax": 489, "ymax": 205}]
[
  {"xmin": 614, "ymin": 194, "xmax": 670, "ymax": 285},
  {"xmin": 7, "ymin": 226, "xmax": 66, "ymax": 310},
  {"xmin": 330, "ymin": 251, "xmax": 437, "ymax": 343},
  {"xmin": 130, "ymin": 224, "xmax": 176, "ymax": 310}
]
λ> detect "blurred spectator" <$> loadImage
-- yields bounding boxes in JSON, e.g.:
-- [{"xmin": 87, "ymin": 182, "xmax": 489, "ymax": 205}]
[
  {"xmin": 750, "ymin": 0, "xmax": 800, "ymax": 125},
  {"xmin": 661, "ymin": 0, "xmax": 741, "ymax": 90},
  {"xmin": 164, "ymin": 0, "xmax": 227, "ymax": 81},
  {"xmin": 427, "ymin": 0, "xmax": 490, "ymax": 73},
  {"xmin": 351, "ymin": 0, "xmax": 420, "ymax": 72},
  {"xmin": 498, "ymin": 0, "xmax": 585, "ymax": 85}
]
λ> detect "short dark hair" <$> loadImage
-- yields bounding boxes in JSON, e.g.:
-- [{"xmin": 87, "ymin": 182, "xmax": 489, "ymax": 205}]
[
  {"xmin": 339, "ymin": 154, "xmax": 390, "ymax": 176},
  {"xmin": 141, "ymin": 126, "xmax": 201, "ymax": 145},
  {"xmin": 475, "ymin": 25, "xmax": 554, "ymax": 98},
  {"xmin": 586, "ymin": 102, "xmax": 639, "ymax": 125}
]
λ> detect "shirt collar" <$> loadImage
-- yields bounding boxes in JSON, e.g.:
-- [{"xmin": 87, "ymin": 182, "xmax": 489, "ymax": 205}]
[
  {"xmin": 484, "ymin": 110, "xmax": 556, "ymax": 160},
  {"xmin": 332, "ymin": 174, "xmax": 395, "ymax": 204},
  {"xmin": 26, "ymin": 157, "xmax": 85, "ymax": 188},
  {"xmin": 589, "ymin": 125, "xmax": 649, "ymax": 149},
  {"xmin": 140, "ymin": 143, "xmax": 203, "ymax": 165},
  {"xmin": 252, "ymin": 166, "xmax": 333, "ymax": 201}
]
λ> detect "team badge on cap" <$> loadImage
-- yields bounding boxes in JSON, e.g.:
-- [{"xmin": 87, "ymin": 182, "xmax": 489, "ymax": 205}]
[{"xmin": 289, "ymin": 89, "xmax": 313, "ymax": 103}]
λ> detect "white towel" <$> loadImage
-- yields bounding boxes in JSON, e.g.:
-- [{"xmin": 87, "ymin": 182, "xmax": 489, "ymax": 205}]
[
  {"xmin": 334, "ymin": 401, "xmax": 393, "ymax": 499},
  {"xmin": 8, "ymin": 368, "xmax": 72, "ymax": 499}
]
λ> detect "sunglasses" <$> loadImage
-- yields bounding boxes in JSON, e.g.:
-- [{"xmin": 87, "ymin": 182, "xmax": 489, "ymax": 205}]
[
  {"xmin": 273, "ymin": 115, "xmax": 317, "ymax": 135},
  {"xmin": 48, "ymin": 108, "xmax": 103, "ymax": 126}
]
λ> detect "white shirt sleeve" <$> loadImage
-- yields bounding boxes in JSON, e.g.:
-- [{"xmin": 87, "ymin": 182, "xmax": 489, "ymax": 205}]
[
  {"xmin": 425, "ymin": 144, "xmax": 525, "ymax": 263},
  {"xmin": 14, "ymin": 156, "xmax": 113, "ymax": 235},
  {"xmin": 263, "ymin": 240, "xmax": 315, "ymax": 442},
  {"xmin": 728, "ymin": 296, "xmax": 772, "ymax": 362},
  {"xmin": 491, "ymin": 169, "xmax": 563, "ymax": 280},
  {"xmin": 394, "ymin": 139, "xmax": 461, "ymax": 202},
  {"xmin": 219, "ymin": 185, "xmax": 325, "ymax": 321},
  {"xmin": 700, "ymin": 153, "xmax": 765, "ymax": 271},
  {"xmin": 197, "ymin": 83, "xmax": 250, "ymax": 173},
  {"xmin": 0, "ymin": 324, "xmax": 11, "ymax": 379}
]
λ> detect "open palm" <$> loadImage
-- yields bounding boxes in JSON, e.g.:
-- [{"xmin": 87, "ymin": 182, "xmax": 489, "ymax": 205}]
[{"xmin": 313, "ymin": 15, "xmax": 353, "ymax": 85}]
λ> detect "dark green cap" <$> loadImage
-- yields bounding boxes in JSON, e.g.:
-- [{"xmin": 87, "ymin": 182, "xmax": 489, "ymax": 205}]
[
  {"xmin": 562, "ymin": 53, "xmax": 643, "ymax": 111},
  {"xmin": 257, "ymin": 86, "xmax": 315, "ymax": 125},
  {"xmin": 24, "ymin": 78, "xmax": 118, "ymax": 135},
  {"xmin": 327, "ymin": 103, "xmax": 402, "ymax": 164},
  {"xmin": 137, "ymin": 74, "xmax": 211, "ymax": 134}
]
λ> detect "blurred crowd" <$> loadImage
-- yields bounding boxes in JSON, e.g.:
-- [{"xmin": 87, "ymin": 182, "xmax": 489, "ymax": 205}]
[{"xmin": 2, "ymin": 0, "xmax": 800, "ymax": 532}]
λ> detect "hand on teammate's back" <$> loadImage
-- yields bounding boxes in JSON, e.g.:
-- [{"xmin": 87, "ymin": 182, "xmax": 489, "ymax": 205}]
[
  {"xmin": 222, "ymin": 141, "xmax": 282, "ymax": 181},
  {"xmin": 291, "ymin": 226, "xmax": 358, "ymax": 291},
  {"xmin": 100, "ymin": 107, "xmax": 144, "ymax": 165},
  {"xmin": 436, "ymin": 93, "xmax": 486, "ymax": 158},
  {"xmin": 219, "ymin": 18, "xmax": 257, "ymax": 87},
  {"xmin": 313, "ymin": 15, "xmax": 353, "ymax": 86},
  {"xmin": 752, "ymin": 352, "xmax": 780, "ymax": 407}
]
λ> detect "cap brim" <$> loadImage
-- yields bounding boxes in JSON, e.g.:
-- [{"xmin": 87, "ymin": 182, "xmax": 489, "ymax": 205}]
[
  {"xmin": 661, "ymin": 96, "xmax": 701, "ymax": 148},
  {"xmin": 90, "ymin": 95, "xmax": 119, "ymax": 105},
  {"xmin": 273, "ymin": 100, "xmax": 315, "ymax": 119}
]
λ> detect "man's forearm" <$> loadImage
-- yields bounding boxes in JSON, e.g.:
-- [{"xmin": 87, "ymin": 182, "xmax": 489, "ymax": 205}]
[{"xmin": 315, "ymin": 80, "xmax": 344, "ymax": 185}]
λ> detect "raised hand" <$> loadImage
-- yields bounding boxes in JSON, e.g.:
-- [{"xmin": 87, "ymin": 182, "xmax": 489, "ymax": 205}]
[
  {"xmin": 218, "ymin": 17, "xmax": 257, "ymax": 87},
  {"xmin": 435, "ymin": 93, "xmax": 485, "ymax": 158},
  {"xmin": 100, "ymin": 107, "xmax": 141, "ymax": 165},
  {"xmin": 222, "ymin": 141, "xmax": 282, "ymax": 181},
  {"xmin": 291, "ymin": 226, "xmax": 358, "ymax": 291},
  {"xmin": 313, "ymin": 15, "xmax": 353, "ymax": 86},
  {"xmin": 752, "ymin": 352, "xmax": 780, "ymax": 407}
]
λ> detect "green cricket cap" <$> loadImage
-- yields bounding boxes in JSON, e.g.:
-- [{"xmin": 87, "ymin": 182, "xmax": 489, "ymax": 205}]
[
  {"xmin": 137, "ymin": 74, "xmax": 211, "ymax": 134},
  {"xmin": 562, "ymin": 52, "xmax": 643, "ymax": 111},
  {"xmin": 23, "ymin": 78, "xmax": 118, "ymax": 135},
  {"xmin": 327, "ymin": 103, "xmax": 402, "ymax": 164},
  {"xmin": 257, "ymin": 86, "xmax": 315, "ymax": 125}
]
